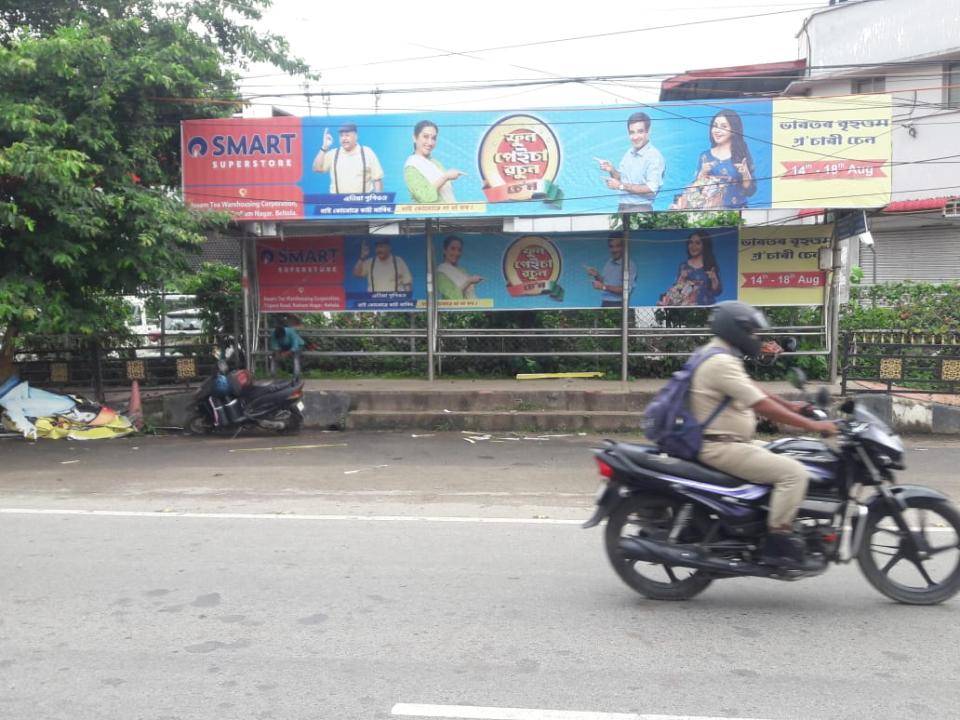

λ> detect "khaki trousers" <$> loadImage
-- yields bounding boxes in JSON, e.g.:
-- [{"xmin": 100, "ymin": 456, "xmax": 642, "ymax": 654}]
[{"xmin": 699, "ymin": 440, "xmax": 809, "ymax": 530}]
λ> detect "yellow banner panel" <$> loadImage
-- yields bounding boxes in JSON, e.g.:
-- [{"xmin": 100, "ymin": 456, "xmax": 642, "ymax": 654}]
[
  {"xmin": 771, "ymin": 95, "xmax": 892, "ymax": 208},
  {"xmin": 739, "ymin": 226, "xmax": 832, "ymax": 306}
]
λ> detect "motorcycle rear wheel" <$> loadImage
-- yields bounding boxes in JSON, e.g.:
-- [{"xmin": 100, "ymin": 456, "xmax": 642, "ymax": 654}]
[
  {"xmin": 604, "ymin": 495, "xmax": 713, "ymax": 601},
  {"xmin": 187, "ymin": 412, "xmax": 213, "ymax": 435},
  {"xmin": 857, "ymin": 496, "xmax": 960, "ymax": 605},
  {"xmin": 276, "ymin": 407, "xmax": 303, "ymax": 434}
]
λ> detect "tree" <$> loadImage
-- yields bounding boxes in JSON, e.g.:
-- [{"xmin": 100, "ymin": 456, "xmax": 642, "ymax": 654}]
[{"xmin": 0, "ymin": 1, "xmax": 309, "ymax": 376}]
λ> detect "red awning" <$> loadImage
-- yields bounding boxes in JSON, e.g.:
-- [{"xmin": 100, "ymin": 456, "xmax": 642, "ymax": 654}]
[
  {"xmin": 881, "ymin": 197, "xmax": 955, "ymax": 213},
  {"xmin": 660, "ymin": 59, "xmax": 806, "ymax": 95}
]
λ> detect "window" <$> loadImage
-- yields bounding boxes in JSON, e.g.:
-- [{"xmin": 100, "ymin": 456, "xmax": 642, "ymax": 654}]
[
  {"xmin": 946, "ymin": 63, "xmax": 960, "ymax": 108},
  {"xmin": 852, "ymin": 76, "xmax": 885, "ymax": 94}
]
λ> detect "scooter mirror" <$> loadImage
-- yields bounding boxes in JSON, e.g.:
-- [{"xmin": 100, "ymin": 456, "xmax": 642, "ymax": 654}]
[
  {"xmin": 840, "ymin": 399, "xmax": 855, "ymax": 414},
  {"xmin": 815, "ymin": 387, "xmax": 832, "ymax": 408},
  {"xmin": 780, "ymin": 336, "xmax": 799, "ymax": 353},
  {"xmin": 786, "ymin": 367, "xmax": 807, "ymax": 390}
]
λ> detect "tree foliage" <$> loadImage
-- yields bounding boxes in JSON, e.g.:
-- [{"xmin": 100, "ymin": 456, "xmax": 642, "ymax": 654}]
[
  {"xmin": 842, "ymin": 282, "xmax": 960, "ymax": 334},
  {"xmin": 0, "ymin": 1, "xmax": 307, "ymax": 375}
]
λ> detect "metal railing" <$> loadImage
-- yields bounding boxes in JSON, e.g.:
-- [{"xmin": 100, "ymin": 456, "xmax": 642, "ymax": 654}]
[{"xmin": 841, "ymin": 330, "xmax": 960, "ymax": 395}]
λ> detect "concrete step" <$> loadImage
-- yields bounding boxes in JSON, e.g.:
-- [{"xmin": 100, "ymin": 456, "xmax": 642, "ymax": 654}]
[
  {"xmin": 345, "ymin": 410, "xmax": 643, "ymax": 433},
  {"xmin": 347, "ymin": 389, "xmax": 654, "ymax": 413}
]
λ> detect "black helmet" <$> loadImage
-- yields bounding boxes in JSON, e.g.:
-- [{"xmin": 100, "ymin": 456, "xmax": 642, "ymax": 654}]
[{"xmin": 709, "ymin": 301, "xmax": 770, "ymax": 357}]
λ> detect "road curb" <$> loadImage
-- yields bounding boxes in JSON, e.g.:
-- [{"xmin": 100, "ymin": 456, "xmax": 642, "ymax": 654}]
[
  {"xmin": 853, "ymin": 393, "xmax": 960, "ymax": 434},
  {"xmin": 142, "ymin": 389, "xmax": 350, "ymax": 430}
]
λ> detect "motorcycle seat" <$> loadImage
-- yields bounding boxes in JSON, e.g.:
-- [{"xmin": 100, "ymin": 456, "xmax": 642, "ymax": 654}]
[
  {"xmin": 242, "ymin": 380, "xmax": 296, "ymax": 399},
  {"xmin": 615, "ymin": 442, "xmax": 750, "ymax": 488}
]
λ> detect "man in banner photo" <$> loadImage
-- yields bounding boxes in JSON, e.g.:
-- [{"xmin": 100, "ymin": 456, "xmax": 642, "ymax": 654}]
[
  {"xmin": 597, "ymin": 112, "xmax": 666, "ymax": 213},
  {"xmin": 352, "ymin": 238, "xmax": 413, "ymax": 293},
  {"xmin": 585, "ymin": 233, "xmax": 637, "ymax": 307},
  {"xmin": 312, "ymin": 123, "xmax": 384, "ymax": 194}
]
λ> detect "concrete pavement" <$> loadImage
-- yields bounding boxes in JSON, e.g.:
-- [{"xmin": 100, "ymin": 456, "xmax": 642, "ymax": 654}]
[
  {"xmin": 2, "ymin": 508, "xmax": 959, "ymax": 720},
  {"xmin": 2, "ymin": 431, "xmax": 959, "ymax": 719}
]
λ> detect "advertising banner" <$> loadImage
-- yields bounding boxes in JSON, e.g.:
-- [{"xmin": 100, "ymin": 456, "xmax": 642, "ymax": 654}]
[
  {"xmin": 433, "ymin": 229, "xmax": 740, "ymax": 310},
  {"xmin": 183, "ymin": 95, "xmax": 892, "ymax": 222},
  {"xmin": 738, "ymin": 226, "xmax": 833, "ymax": 306},
  {"xmin": 257, "ymin": 229, "xmax": 743, "ymax": 313},
  {"xmin": 257, "ymin": 235, "xmax": 427, "ymax": 312},
  {"xmin": 771, "ymin": 97, "xmax": 892, "ymax": 209}
]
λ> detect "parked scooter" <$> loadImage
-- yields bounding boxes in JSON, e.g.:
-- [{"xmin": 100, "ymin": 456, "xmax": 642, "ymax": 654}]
[
  {"xmin": 584, "ymin": 370, "xmax": 960, "ymax": 605},
  {"xmin": 187, "ymin": 360, "xmax": 304, "ymax": 435}
]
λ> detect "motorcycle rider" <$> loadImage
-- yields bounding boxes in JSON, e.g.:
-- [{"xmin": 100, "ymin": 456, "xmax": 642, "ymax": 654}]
[{"xmin": 691, "ymin": 301, "xmax": 838, "ymax": 570}]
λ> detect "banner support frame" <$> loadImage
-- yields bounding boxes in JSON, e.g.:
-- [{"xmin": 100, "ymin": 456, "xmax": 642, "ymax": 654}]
[
  {"xmin": 827, "ymin": 217, "xmax": 842, "ymax": 384},
  {"xmin": 426, "ymin": 219, "xmax": 436, "ymax": 381},
  {"xmin": 620, "ymin": 215, "xmax": 630, "ymax": 383}
]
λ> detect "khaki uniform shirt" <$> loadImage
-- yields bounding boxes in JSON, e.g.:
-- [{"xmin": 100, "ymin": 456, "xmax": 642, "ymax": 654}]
[
  {"xmin": 689, "ymin": 338, "xmax": 766, "ymax": 442},
  {"xmin": 312, "ymin": 145, "xmax": 384, "ymax": 193}
]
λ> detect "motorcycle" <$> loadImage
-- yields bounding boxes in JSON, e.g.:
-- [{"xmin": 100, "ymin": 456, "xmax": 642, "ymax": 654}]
[
  {"xmin": 187, "ymin": 360, "xmax": 305, "ymax": 435},
  {"xmin": 584, "ymin": 372, "xmax": 960, "ymax": 605}
]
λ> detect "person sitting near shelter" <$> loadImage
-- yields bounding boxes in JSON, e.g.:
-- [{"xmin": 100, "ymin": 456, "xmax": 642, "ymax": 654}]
[{"xmin": 269, "ymin": 318, "xmax": 305, "ymax": 378}]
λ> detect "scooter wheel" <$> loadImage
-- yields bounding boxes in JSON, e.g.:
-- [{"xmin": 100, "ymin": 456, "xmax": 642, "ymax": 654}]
[
  {"xmin": 604, "ymin": 495, "xmax": 713, "ymax": 601},
  {"xmin": 278, "ymin": 408, "xmax": 303, "ymax": 434},
  {"xmin": 187, "ymin": 413, "xmax": 213, "ymax": 436}
]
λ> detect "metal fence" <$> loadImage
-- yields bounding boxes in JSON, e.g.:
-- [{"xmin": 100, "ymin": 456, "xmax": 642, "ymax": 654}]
[
  {"xmin": 841, "ymin": 330, "xmax": 960, "ymax": 395},
  {"xmin": 13, "ymin": 334, "xmax": 218, "ymax": 400},
  {"xmin": 250, "ymin": 306, "xmax": 828, "ymax": 379}
]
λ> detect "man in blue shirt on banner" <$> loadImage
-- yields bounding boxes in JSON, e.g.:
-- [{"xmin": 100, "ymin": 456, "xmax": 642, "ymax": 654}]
[
  {"xmin": 597, "ymin": 111, "xmax": 666, "ymax": 212},
  {"xmin": 586, "ymin": 233, "xmax": 637, "ymax": 308}
]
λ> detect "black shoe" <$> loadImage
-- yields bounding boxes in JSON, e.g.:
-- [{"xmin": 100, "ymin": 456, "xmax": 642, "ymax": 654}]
[{"xmin": 761, "ymin": 533, "xmax": 820, "ymax": 572}]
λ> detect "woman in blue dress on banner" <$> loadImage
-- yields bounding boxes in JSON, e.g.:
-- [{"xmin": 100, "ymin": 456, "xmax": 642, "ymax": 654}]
[
  {"xmin": 657, "ymin": 230, "xmax": 722, "ymax": 307},
  {"xmin": 671, "ymin": 109, "xmax": 756, "ymax": 210}
]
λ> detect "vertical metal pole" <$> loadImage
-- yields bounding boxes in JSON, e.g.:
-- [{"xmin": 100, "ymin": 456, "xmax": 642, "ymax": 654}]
[
  {"xmin": 828, "ymin": 222, "xmax": 842, "ymax": 385},
  {"xmin": 620, "ymin": 215, "xmax": 631, "ymax": 382},
  {"xmin": 241, "ymin": 234, "xmax": 253, "ymax": 371},
  {"xmin": 159, "ymin": 285, "xmax": 166, "ymax": 358},
  {"xmin": 91, "ymin": 338, "xmax": 105, "ymax": 403},
  {"xmin": 426, "ymin": 219, "xmax": 436, "ymax": 381}
]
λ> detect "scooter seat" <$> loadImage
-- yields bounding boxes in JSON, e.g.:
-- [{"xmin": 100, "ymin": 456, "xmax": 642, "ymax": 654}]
[
  {"xmin": 242, "ymin": 380, "xmax": 296, "ymax": 399},
  {"xmin": 614, "ymin": 442, "xmax": 749, "ymax": 488}
]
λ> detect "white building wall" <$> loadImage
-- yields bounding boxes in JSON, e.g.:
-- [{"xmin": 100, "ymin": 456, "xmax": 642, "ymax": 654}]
[
  {"xmin": 804, "ymin": 0, "xmax": 960, "ymax": 72},
  {"xmin": 794, "ymin": 18, "xmax": 960, "ymax": 204}
]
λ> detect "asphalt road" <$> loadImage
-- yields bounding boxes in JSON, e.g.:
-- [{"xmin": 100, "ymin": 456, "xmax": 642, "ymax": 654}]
[{"xmin": 2, "ymin": 431, "xmax": 959, "ymax": 720}]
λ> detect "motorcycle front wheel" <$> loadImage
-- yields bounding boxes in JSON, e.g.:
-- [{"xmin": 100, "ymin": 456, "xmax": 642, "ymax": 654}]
[
  {"xmin": 604, "ymin": 495, "xmax": 713, "ymax": 601},
  {"xmin": 857, "ymin": 496, "xmax": 960, "ymax": 605}
]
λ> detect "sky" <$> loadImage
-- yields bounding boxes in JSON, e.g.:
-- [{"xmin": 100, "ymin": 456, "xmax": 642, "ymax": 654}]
[{"xmin": 236, "ymin": 0, "xmax": 831, "ymax": 117}]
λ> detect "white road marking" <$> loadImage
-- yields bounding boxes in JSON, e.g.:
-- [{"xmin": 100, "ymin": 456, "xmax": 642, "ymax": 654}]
[
  {"xmin": 0, "ymin": 508, "xmax": 583, "ymax": 525},
  {"xmin": 0, "ymin": 508, "xmax": 954, "ymax": 533},
  {"xmin": 390, "ymin": 704, "xmax": 772, "ymax": 720},
  {"xmin": 228, "ymin": 443, "xmax": 348, "ymax": 453},
  {"xmin": 343, "ymin": 463, "xmax": 390, "ymax": 475}
]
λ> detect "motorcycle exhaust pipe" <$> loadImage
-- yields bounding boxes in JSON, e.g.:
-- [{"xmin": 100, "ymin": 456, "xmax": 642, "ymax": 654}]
[{"xmin": 617, "ymin": 536, "xmax": 763, "ymax": 575}]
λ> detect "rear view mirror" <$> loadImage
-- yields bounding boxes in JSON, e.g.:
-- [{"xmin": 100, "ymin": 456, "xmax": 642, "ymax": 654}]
[
  {"xmin": 840, "ymin": 399, "xmax": 855, "ymax": 414},
  {"xmin": 780, "ymin": 336, "xmax": 799, "ymax": 353},
  {"xmin": 815, "ymin": 387, "xmax": 832, "ymax": 408},
  {"xmin": 787, "ymin": 367, "xmax": 807, "ymax": 390}
]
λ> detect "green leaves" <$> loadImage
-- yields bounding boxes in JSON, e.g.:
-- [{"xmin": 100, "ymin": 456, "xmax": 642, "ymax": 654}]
[
  {"xmin": 843, "ymin": 282, "xmax": 960, "ymax": 335},
  {"xmin": 0, "ymin": 2, "xmax": 309, "ymax": 371}
]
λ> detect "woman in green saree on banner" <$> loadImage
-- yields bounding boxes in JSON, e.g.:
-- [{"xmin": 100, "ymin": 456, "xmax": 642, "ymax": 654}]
[
  {"xmin": 404, "ymin": 120, "xmax": 465, "ymax": 204},
  {"xmin": 436, "ymin": 236, "xmax": 484, "ymax": 300}
]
